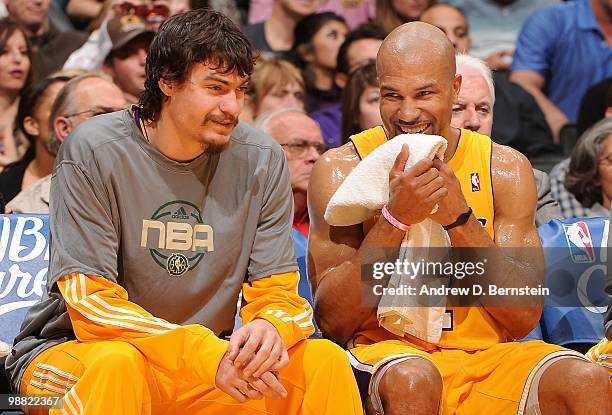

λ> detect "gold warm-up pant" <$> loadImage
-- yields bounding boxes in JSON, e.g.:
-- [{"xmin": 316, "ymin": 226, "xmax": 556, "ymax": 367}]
[{"xmin": 20, "ymin": 338, "xmax": 363, "ymax": 415}]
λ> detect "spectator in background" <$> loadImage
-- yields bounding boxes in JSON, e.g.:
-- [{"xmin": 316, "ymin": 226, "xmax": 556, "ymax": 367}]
[
  {"xmin": 445, "ymin": 0, "xmax": 559, "ymax": 71},
  {"xmin": 0, "ymin": 20, "xmax": 32, "ymax": 171},
  {"xmin": 340, "ymin": 60, "xmax": 381, "ymax": 142},
  {"xmin": 243, "ymin": 0, "xmax": 320, "ymax": 59},
  {"xmin": 560, "ymin": 118, "xmax": 612, "ymax": 218},
  {"xmin": 241, "ymin": 58, "xmax": 305, "ymax": 123},
  {"xmin": 451, "ymin": 53, "xmax": 562, "ymax": 226},
  {"xmin": 510, "ymin": 0, "xmax": 612, "ymax": 142},
  {"xmin": 549, "ymin": 118, "xmax": 612, "ymax": 219},
  {"xmin": 7, "ymin": 73, "xmax": 127, "ymax": 213},
  {"xmin": 420, "ymin": 2, "xmax": 470, "ymax": 53},
  {"xmin": 333, "ymin": 22, "xmax": 385, "ymax": 89},
  {"xmin": 248, "ymin": 0, "xmax": 375, "ymax": 29},
  {"xmin": 577, "ymin": 78, "xmax": 612, "ymax": 137},
  {"xmin": 291, "ymin": 12, "xmax": 347, "ymax": 113},
  {"xmin": 0, "ymin": 76, "xmax": 70, "ymax": 205},
  {"xmin": 419, "ymin": 5, "xmax": 557, "ymax": 162},
  {"xmin": 255, "ymin": 108, "xmax": 325, "ymax": 236},
  {"xmin": 311, "ymin": 22, "xmax": 385, "ymax": 147},
  {"xmin": 374, "ymin": 0, "xmax": 432, "ymax": 34},
  {"xmin": 102, "ymin": 14, "xmax": 154, "ymax": 104},
  {"xmin": 5, "ymin": 0, "xmax": 87, "ymax": 78}
]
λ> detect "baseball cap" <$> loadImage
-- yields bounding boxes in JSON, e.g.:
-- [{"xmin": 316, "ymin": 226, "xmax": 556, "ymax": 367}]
[{"xmin": 106, "ymin": 14, "xmax": 155, "ymax": 52}]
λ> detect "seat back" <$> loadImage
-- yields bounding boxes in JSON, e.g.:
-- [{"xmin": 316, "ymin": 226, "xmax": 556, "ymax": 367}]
[
  {"xmin": 526, "ymin": 217, "xmax": 610, "ymax": 346},
  {"xmin": 0, "ymin": 214, "xmax": 50, "ymax": 347}
]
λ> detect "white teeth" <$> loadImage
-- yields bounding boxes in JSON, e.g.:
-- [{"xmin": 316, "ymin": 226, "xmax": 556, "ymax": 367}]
[{"xmin": 399, "ymin": 124, "xmax": 429, "ymax": 134}]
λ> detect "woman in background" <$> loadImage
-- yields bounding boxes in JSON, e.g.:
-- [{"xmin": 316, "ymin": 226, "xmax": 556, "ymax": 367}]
[
  {"xmin": 240, "ymin": 58, "xmax": 306, "ymax": 123},
  {"xmin": 374, "ymin": 0, "xmax": 432, "ymax": 34},
  {"xmin": 563, "ymin": 117, "xmax": 612, "ymax": 217},
  {"xmin": 290, "ymin": 12, "xmax": 348, "ymax": 113},
  {"xmin": 0, "ymin": 19, "xmax": 32, "ymax": 171},
  {"xmin": 341, "ymin": 60, "xmax": 382, "ymax": 143},
  {"xmin": 0, "ymin": 75, "xmax": 71, "ymax": 204}
]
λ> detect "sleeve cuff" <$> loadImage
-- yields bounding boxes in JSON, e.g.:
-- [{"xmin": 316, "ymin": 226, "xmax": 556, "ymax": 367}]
[{"xmin": 254, "ymin": 313, "xmax": 303, "ymax": 350}]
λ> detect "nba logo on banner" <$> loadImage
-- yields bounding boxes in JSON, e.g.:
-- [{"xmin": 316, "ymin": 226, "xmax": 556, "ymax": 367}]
[
  {"xmin": 563, "ymin": 222, "xmax": 595, "ymax": 263},
  {"xmin": 470, "ymin": 173, "xmax": 480, "ymax": 192}
]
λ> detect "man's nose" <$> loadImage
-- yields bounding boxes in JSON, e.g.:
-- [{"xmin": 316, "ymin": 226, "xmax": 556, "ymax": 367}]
[
  {"xmin": 398, "ymin": 98, "xmax": 421, "ymax": 123},
  {"xmin": 464, "ymin": 107, "xmax": 481, "ymax": 132}
]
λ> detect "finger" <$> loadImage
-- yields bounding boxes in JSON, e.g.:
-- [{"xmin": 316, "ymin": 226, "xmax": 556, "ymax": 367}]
[
  {"xmin": 404, "ymin": 157, "xmax": 434, "ymax": 179},
  {"xmin": 243, "ymin": 335, "xmax": 276, "ymax": 378},
  {"xmin": 390, "ymin": 144, "xmax": 410, "ymax": 179},
  {"xmin": 414, "ymin": 167, "xmax": 441, "ymax": 186},
  {"xmin": 270, "ymin": 347, "xmax": 289, "ymax": 372},
  {"xmin": 419, "ymin": 176, "xmax": 445, "ymax": 198},
  {"xmin": 432, "ymin": 158, "xmax": 455, "ymax": 177},
  {"xmin": 224, "ymin": 385, "xmax": 248, "ymax": 403},
  {"xmin": 249, "ymin": 377, "xmax": 276, "ymax": 399},
  {"xmin": 233, "ymin": 330, "xmax": 262, "ymax": 368},
  {"xmin": 260, "ymin": 371, "xmax": 288, "ymax": 399},
  {"xmin": 227, "ymin": 328, "xmax": 249, "ymax": 362},
  {"xmin": 252, "ymin": 340, "xmax": 283, "ymax": 378},
  {"xmin": 424, "ymin": 187, "xmax": 448, "ymax": 204},
  {"xmin": 236, "ymin": 379, "xmax": 263, "ymax": 401}
]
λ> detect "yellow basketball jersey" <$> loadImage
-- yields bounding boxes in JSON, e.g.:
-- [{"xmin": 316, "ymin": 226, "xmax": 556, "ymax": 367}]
[{"xmin": 349, "ymin": 126, "xmax": 509, "ymax": 350}]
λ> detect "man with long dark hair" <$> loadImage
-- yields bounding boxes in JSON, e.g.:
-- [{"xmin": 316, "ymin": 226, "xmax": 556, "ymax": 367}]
[{"xmin": 5, "ymin": 9, "xmax": 361, "ymax": 414}]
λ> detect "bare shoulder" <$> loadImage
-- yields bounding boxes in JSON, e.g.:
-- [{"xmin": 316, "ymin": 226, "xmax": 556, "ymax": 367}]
[
  {"xmin": 490, "ymin": 142, "xmax": 537, "ymax": 214},
  {"xmin": 309, "ymin": 142, "xmax": 361, "ymax": 213}
]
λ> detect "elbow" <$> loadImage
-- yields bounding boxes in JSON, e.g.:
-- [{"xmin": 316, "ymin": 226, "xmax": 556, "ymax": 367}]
[
  {"xmin": 314, "ymin": 308, "xmax": 355, "ymax": 345},
  {"xmin": 507, "ymin": 306, "xmax": 542, "ymax": 340}
]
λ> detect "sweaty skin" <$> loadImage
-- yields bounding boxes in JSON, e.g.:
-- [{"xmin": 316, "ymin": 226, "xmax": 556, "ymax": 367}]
[
  {"xmin": 309, "ymin": 22, "xmax": 612, "ymax": 415},
  {"xmin": 307, "ymin": 22, "xmax": 543, "ymax": 345}
]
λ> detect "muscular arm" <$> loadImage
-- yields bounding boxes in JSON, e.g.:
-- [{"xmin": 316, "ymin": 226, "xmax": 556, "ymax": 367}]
[
  {"xmin": 438, "ymin": 144, "xmax": 544, "ymax": 338},
  {"xmin": 307, "ymin": 146, "xmax": 404, "ymax": 344},
  {"xmin": 308, "ymin": 144, "xmax": 445, "ymax": 344},
  {"xmin": 510, "ymin": 70, "xmax": 568, "ymax": 143}
]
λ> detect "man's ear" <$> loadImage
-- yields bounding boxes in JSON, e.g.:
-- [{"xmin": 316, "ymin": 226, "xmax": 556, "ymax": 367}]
[
  {"xmin": 22, "ymin": 116, "xmax": 40, "ymax": 138},
  {"xmin": 158, "ymin": 77, "xmax": 175, "ymax": 97},
  {"xmin": 54, "ymin": 116, "xmax": 72, "ymax": 142},
  {"xmin": 453, "ymin": 74, "xmax": 462, "ymax": 102}
]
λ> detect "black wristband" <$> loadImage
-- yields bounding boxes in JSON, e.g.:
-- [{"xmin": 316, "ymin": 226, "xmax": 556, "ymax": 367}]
[{"xmin": 443, "ymin": 207, "xmax": 473, "ymax": 231}]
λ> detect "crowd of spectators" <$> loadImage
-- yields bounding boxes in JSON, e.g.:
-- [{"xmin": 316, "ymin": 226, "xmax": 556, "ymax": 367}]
[{"xmin": 0, "ymin": 0, "xmax": 610, "ymax": 225}]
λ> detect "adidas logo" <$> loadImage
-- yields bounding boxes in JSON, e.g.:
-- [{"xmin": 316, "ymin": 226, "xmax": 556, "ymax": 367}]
[{"xmin": 171, "ymin": 207, "xmax": 189, "ymax": 220}]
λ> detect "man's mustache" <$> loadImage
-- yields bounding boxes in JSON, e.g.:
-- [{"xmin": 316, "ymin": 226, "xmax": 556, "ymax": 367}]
[{"xmin": 204, "ymin": 114, "xmax": 238, "ymax": 126}]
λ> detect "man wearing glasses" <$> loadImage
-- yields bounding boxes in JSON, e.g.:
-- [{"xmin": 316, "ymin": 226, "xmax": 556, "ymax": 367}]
[
  {"xmin": 256, "ymin": 108, "xmax": 326, "ymax": 237},
  {"xmin": 7, "ymin": 73, "xmax": 127, "ymax": 214}
]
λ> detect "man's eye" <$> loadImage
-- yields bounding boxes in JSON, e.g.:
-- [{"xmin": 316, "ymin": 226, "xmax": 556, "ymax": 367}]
[{"xmin": 417, "ymin": 91, "xmax": 432, "ymax": 98}]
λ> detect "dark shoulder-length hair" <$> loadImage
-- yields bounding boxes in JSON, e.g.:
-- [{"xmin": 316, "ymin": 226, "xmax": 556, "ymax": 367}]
[
  {"xmin": 565, "ymin": 117, "xmax": 612, "ymax": 207},
  {"xmin": 0, "ymin": 18, "xmax": 33, "ymax": 89},
  {"xmin": 341, "ymin": 60, "xmax": 378, "ymax": 143},
  {"xmin": 139, "ymin": 8, "xmax": 255, "ymax": 122},
  {"xmin": 289, "ymin": 12, "xmax": 347, "ymax": 70}
]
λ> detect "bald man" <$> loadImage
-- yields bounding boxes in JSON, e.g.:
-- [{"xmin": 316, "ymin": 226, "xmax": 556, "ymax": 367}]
[
  {"xmin": 308, "ymin": 22, "xmax": 612, "ymax": 415},
  {"xmin": 256, "ymin": 108, "xmax": 326, "ymax": 236}
]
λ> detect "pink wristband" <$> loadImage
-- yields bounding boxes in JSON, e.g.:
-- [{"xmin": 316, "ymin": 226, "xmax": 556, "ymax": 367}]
[{"xmin": 381, "ymin": 205, "xmax": 411, "ymax": 232}]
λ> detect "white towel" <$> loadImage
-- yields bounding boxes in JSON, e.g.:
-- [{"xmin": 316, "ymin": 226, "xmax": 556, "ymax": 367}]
[{"xmin": 325, "ymin": 133, "xmax": 451, "ymax": 344}]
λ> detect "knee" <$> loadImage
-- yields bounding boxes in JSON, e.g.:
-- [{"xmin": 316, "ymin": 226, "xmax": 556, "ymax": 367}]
[
  {"xmin": 91, "ymin": 342, "xmax": 146, "ymax": 375},
  {"xmin": 379, "ymin": 358, "xmax": 442, "ymax": 403}
]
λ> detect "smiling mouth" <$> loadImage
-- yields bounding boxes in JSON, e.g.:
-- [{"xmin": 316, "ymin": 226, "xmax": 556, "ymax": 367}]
[{"xmin": 397, "ymin": 122, "xmax": 431, "ymax": 134}]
